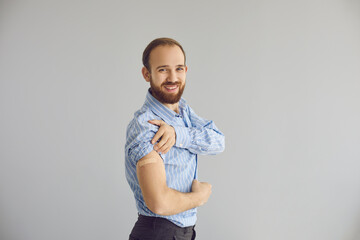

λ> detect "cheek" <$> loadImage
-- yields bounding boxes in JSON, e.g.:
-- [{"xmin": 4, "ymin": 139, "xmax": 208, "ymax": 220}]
[
  {"xmin": 151, "ymin": 75, "xmax": 165, "ymax": 85},
  {"xmin": 179, "ymin": 74, "xmax": 186, "ymax": 82}
]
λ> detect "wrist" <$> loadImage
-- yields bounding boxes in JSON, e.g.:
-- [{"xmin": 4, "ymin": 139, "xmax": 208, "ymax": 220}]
[{"xmin": 173, "ymin": 125, "xmax": 191, "ymax": 148}]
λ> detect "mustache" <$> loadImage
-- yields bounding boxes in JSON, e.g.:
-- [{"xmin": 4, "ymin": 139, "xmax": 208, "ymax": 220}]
[{"xmin": 162, "ymin": 82, "xmax": 181, "ymax": 86}]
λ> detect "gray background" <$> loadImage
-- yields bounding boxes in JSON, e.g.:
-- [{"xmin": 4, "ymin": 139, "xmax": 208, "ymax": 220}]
[{"xmin": 1, "ymin": 0, "xmax": 360, "ymax": 239}]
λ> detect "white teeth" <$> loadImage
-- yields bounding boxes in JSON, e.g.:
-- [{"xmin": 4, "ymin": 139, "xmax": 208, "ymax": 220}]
[{"xmin": 165, "ymin": 86, "xmax": 177, "ymax": 90}]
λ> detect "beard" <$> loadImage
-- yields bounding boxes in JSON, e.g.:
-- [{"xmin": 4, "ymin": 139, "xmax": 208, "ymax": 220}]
[{"xmin": 150, "ymin": 78, "xmax": 185, "ymax": 104}]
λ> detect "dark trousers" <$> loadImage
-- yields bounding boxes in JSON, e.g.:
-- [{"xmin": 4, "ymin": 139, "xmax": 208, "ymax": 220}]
[{"xmin": 129, "ymin": 214, "xmax": 196, "ymax": 240}]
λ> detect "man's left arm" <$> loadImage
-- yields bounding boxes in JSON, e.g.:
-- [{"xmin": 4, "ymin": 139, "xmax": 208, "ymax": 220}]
[
  {"xmin": 173, "ymin": 106, "xmax": 225, "ymax": 155},
  {"xmin": 149, "ymin": 107, "xmax": 225, "ymax": 155}
]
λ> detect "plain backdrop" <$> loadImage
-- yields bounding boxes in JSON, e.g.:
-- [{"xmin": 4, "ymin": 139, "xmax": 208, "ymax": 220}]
[{"xmin": 1, "ymin": 0, "xmax": 360, "ymax": 239}]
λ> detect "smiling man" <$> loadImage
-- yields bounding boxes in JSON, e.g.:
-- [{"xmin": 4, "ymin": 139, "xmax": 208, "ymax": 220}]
[{"xmin": 125, "ymin": 38, "xmax": 225, "ymax": 240}]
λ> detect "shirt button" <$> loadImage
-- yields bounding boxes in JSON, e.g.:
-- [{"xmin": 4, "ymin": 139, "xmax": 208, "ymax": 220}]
[{"xmin": 180, "ymin": 143, "xmax": 183, "ymax": 147}]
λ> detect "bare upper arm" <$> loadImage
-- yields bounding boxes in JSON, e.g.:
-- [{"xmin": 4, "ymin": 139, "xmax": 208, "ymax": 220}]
[{"xmin": 136, "ymin": 150, "xmax": 167, "ymax": 210}]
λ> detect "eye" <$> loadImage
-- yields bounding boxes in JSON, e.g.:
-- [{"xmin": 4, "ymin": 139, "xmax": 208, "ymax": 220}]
[
  {"xmin": 176, "ymin": 67, "xmax": 184, "ymax": 71},
  {"xmin": 158, "ymin": 69, "xmax": 166, "ymax": 72}
]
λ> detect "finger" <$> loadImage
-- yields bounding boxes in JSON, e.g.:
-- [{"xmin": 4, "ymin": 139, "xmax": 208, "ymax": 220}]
[
  {"xmin": 156, "ymin": 135, "xmax": 170, "ymax": 153},
  {"xmin": 160, "ymin": 136, "xmax": 176, "ymax": 153},
  {"xmin": 155, "ymin": 136, "xmax": 169, "ymax": 152},
  {"xmin": 169, "ymin": 137, "xmax": 175, "ymax": 146},
  {"xmin": 162, "ymin": 146, "xmax": 171, "ymax": 154},
  {"xmin": 148, "ymin": 119, "xmax": 164, "ymax": 126},
  {"xmin": 157, "ymin": 142, "xmax": 169, "ymax": 154},
  {"xmin": 155, "ymin": 132, "xmax": 171, "ymax": 151},
  {"xmin": 151, "ymin": 128, "xmax": 165, "ymax": 145},
  {"xmin": 164, "ymin": 138, "xmax": 175, "ymax": 149}
]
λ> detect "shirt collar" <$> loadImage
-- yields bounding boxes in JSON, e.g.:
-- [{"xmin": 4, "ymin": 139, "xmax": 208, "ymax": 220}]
[{"xmin": 144, "ymin": 88, "xmax": 187, "ymax": 123}]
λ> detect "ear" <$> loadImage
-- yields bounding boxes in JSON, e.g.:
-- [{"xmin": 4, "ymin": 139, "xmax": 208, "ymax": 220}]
[
  {"xmin": 142, "ymin": 67, "xmax": 151, "ymax": 82},
  {"xmin": 185, "ymin": 65, "xmax": 188, "ymax": 73}
]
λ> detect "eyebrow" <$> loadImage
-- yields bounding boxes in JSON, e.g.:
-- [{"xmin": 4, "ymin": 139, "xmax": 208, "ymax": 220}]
[{"xmin": 156, "ymin": 64, "xmax": 186, "ymax": 70}]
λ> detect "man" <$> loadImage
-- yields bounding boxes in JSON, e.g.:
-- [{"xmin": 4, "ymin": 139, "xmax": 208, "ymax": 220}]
[{"xmin": 125, "ymin": 38, "xmax": 225, "ymax": 240}]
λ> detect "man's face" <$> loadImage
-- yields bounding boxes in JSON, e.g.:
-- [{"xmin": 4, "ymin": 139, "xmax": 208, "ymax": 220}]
[{"xmin": 144, "ymin": 45, "xmax": 187, "ymax": 104}]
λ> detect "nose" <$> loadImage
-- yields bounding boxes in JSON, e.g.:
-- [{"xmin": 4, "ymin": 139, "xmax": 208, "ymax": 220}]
[{"xmin": 167, "ymin": 70, "xmax": 177, "ymax": 83}]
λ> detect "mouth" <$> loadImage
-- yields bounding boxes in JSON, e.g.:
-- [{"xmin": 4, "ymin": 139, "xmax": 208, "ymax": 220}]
[{"xmin": 163, "ymin": 84, "xmax": 179, "ymax": 93}]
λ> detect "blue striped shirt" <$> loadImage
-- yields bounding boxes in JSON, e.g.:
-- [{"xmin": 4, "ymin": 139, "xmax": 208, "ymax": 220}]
[{"xmin": 125, "ymin": 89, "xmax": 225, "ymax": 227}]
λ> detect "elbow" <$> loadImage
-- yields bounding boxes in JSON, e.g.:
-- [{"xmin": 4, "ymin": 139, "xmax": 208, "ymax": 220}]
[
  {"xmin": 216, "ymin": 135, "xmax": 225, "ymax": 153},
  {"xmin": 146, "ymin": 200, "xmax": 171, "ymax": 216},
  {"xmin": 149, "ymin": 204, "xmax": 168, "ymax": 216},
  {"xmin": 144, "ymin": 192, "xmax": 171, "ymax": 216},
  {"xmin": 146, "ymin": 199, "xmax": 161, "ymax": 215},
  {"xmin": 221, "ymin": 136, "xmax": 225, "ymax": 152}
]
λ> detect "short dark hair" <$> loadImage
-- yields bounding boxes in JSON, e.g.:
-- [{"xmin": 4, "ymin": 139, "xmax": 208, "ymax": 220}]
[{"xmin": 142, "ymin": 37, "xmax": 186, "ymax": 72}]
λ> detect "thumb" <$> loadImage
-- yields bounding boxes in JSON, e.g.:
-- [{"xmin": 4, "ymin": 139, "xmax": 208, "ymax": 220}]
[{"xmin": 148, "ymin": 119, "xmax": 163, "ymax": 126}]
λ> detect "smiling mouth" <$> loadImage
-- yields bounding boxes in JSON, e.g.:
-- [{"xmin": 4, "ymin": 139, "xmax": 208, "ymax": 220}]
[{"xmin": 163, "ymin": 85, "xmax": 179, "ymax": 92}]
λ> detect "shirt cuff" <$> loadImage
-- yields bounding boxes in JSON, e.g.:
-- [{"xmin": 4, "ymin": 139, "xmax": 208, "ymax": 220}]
[{"xmin": 173, "ymin": 125, "xmax": 191, "ymax": 149}]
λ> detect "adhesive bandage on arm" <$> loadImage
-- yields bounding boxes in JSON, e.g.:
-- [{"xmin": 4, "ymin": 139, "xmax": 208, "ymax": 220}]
[{"xmin": 137, "ymin": 157, "xmax": 158, "ymax": 167}]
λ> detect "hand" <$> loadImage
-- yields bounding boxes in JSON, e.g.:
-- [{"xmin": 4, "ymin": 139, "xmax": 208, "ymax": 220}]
[
  {"xmin": 148, "ymin": 119, "xmax": 176, "ymax": 154},
  {"xmin": 191, "ymin": 179, "xmax": 212, "ymax": 206}
]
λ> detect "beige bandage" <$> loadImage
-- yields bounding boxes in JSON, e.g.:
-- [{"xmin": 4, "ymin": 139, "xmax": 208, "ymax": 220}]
[{"xmin": 137, "ymin": 158, "xmax": 157, "ymax": 167}]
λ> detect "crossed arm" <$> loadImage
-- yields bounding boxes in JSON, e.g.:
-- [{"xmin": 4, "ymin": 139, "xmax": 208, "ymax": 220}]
[
  {"xmin": 136, "ymin": 150, "xmax": 212, "ymax": 216},
  {"xmin": 148, "ymin": 115, "xmax": 225, "ymax": 156},
  {"xmin": 137, "ymin": 113, "xmax": 224, "ymax": 216}
]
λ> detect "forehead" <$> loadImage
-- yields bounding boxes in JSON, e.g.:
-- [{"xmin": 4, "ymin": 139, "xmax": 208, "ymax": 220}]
[{"xmin": 149, "ymin": 45, "xmax": 185, "ymax": 67}]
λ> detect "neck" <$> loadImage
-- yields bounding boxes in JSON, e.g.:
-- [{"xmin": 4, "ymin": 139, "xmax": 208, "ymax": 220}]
[{"xmin": 163, "ymin": 102, "xmax": 180, "ymax": 114}]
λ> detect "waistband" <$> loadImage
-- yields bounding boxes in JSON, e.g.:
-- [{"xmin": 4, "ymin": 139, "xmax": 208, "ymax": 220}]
[{"xmin": 137, "ymin": 214, "xmax": 195, "ymax": 233}]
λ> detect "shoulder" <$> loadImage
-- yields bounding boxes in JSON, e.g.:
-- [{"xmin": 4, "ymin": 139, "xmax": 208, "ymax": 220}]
[
  {"xmin": 125, "ymin": 107, "xmax": 160, "ymax": 163},
  {"xmin": 126, "ymin": 107, "xmax": 159, "ymax": 144}
]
